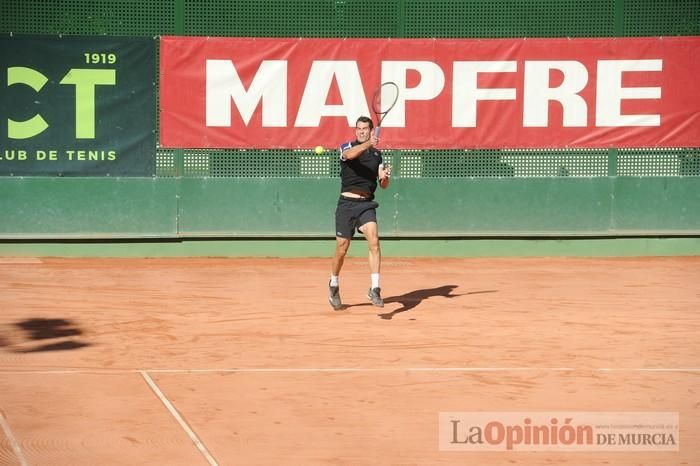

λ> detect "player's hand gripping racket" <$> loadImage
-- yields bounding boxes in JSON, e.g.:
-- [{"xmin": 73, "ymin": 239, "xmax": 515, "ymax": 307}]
[{"xmin": 371, "ymin": 81, "xmax": 399, "ymax": 138}]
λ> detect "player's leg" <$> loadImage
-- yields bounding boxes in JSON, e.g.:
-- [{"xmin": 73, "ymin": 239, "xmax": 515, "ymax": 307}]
[
  {"xmin": 332, "ymin": 236, "xmax": 351, "ymax": 276},
  {"xmin": 358, "ymin": 218, "xmax": 384, "ymax": 307},
  {"xmin": 329, "ymin": 236, "xmax": 350, "ymax": 310},
  {"xmin": 330, "ymin": 200, "xmax": 354, "ymax": 310},
  {"xmin": 359, "ymin": 221, "xmax": 380, "ymax": 275}
]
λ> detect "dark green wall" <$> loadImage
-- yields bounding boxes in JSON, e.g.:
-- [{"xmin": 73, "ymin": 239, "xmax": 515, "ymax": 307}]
[
  {"xmin": 1, "ymin": 0, "xmax": 699, "ymax": 240},
  {"xmin": 2, "ymin": 176, "xmax": 698, "ymax": 238}
]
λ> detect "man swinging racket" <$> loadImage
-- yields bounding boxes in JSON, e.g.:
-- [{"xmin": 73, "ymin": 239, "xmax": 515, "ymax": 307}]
[
  {"xmin": 328, "ymin": 116, "xmax": 391, "ymax": 310},
  {"xmin": 328, "ymin": 82, "xmax": 398, "ymax": 311}
]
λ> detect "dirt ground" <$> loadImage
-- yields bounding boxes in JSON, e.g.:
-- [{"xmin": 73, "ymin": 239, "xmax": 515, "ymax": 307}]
[{"xmin": 0, "ymin": 256, "xmax": 698, "ymax": 465}]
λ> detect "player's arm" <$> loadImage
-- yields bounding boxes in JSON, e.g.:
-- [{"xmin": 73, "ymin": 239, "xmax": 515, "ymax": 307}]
[
  {"xmin": 378, "ymin": 163, "xmax": 391, "ymax": 189},
  {"xmin": 340, "ymin": 135, "xmax": 379, "ymax": 161}
]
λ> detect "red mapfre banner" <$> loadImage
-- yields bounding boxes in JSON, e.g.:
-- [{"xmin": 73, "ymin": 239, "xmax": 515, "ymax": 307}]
[{"xmin": 160, "ymin": 36, "xmax": 700, "ymax": 149}]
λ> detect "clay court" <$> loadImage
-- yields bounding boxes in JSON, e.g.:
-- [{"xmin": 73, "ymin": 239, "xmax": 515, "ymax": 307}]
[{"xmin": 0, "ymin": 256, "xmax": 698, "ymax": 465}]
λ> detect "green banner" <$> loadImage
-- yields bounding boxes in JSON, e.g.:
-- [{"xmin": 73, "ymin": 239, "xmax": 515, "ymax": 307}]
[{"xmin": 0, "ymin": 35, "xmax": 156, "ymax": 176}]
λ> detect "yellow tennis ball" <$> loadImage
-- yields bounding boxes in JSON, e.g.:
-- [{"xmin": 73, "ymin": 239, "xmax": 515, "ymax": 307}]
[{"xmin": 314, "ymin": 145, "xmax": 325, "ymax": 155}]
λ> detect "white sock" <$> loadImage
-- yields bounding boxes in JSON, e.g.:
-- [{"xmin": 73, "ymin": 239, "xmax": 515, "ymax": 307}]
[
  {"xmin": 330, "ymin": 275, "xmax": 339, "ymax": 287},
  {"xmin": 371, "ymin": 273, "xmax": 380, "ymax": 289}
]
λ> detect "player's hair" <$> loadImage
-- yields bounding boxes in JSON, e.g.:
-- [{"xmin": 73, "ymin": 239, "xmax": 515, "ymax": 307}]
[{"xmin": 356, "ymin": 116, "xmax": 374, "ymax": 130}]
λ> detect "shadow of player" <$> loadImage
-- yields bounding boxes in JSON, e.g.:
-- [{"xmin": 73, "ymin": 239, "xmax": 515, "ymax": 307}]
[
  {"xmin": 8, "ymin": 318, "xmax": 90, "ymax": 352},
  {"xmin": 378, "ymin": 286, "xmax": 498, "ymax": 320}
]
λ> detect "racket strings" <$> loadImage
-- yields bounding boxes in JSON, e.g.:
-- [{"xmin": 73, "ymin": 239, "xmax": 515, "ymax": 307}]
[{"xmin": 372, "ymin": 83, "xmax": 399, "ymax": 116}]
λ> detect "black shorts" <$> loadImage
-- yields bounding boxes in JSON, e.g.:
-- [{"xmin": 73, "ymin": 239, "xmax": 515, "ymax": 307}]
[{"xmin": 334, "ymin": 196, "xmax": 379, "ymax": 238}]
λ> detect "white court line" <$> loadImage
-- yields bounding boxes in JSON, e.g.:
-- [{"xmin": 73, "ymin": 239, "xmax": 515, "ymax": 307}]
[
  {"xmin": 140, "ymin": 371, "xmax": 218, "ymax": 466},
  {"xmin": 599, "ymin": 367, "xmax": 700, "ymax": 372},
  {"xmin": 146, "ymin": 367, "xmax": 582, "ymax": 373},
  {"xmin": 0, "ymin": 410, "xmax": 28, "ymax": 466},
  {"xmin": 0, "ymin": 367, "xmax": 699, "ymax": 374},
  {"xmin": 144, "ymin": 367, "xmax": 700, "ymax": 374}
]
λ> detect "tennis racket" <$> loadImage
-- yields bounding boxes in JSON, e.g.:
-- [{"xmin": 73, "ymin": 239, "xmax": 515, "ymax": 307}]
[{"xmin": 371, "ymin": 81, "xmax": 399, "ymax": 138}]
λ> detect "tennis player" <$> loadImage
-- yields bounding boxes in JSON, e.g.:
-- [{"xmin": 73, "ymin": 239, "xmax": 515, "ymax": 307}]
[{"xmin": 329, "ymin": 116, "xmax": 391, "ymax": 310}]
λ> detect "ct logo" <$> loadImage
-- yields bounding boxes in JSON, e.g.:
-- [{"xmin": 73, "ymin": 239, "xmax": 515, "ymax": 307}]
[{"xmin": 7, "ymin": 66, "xmax": 116, "ymax": 139}]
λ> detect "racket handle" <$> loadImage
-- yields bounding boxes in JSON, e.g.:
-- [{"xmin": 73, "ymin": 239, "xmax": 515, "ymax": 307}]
[{"xmin": 374, "ymin": 126, "xmax": 381, "ymax": 138}]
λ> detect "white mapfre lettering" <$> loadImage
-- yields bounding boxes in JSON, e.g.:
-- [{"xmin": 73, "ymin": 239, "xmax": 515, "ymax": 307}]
[
  {"xmin": 380, "ymin": 61, "xmax": 446, "ymax": 127},
  {"xmin": 596, "ymin": 59, "xmax": 662, "ymax": 127},
  {"xmin": 295, "ymin": 61, "xmax": 368, "ymax": 127},
  {"xmin": 523, "ymin": 61, "xmax": 589, "ymax": 127},
  {"xmin": 206, "ymin": 59, "xmax": 287, "ymax": 127},
  {"xmin": 203, "ymin": 58, "xmax": 663, "ymax": 129},
  {"xmin": 452, "ymin": 61, "xmax": 517, "ymax": 127}
]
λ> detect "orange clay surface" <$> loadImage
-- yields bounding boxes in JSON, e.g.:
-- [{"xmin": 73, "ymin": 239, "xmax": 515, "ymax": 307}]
[{"xmin": 0, "ymin": 256, "xmax": 698, "ymax": 465}]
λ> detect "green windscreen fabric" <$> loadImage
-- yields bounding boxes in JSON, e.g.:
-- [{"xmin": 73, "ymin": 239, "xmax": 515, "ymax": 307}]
[
  {"xmin": 0, "ymin": 0, "xmax": 176, "ymax": 35},
  {"xmin": 2, "ymin": 0, "xmax": 699, "ymax": 180},
  {"xmin": 153, "ymin": 148, "xmax": 700, "ymax": 178}
]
